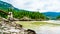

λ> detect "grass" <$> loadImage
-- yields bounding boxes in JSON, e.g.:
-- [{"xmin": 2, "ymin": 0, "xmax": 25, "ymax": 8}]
[
  {"xmin": 31, "ymin": 22, "xmax": 48, "ymax": 25},
  {"xmin": 16, "ymin": 21, "xmax": 60, "ymax": 29}
]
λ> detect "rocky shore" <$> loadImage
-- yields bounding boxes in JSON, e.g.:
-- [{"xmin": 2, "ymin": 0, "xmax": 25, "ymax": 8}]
[
  {"xmin": 0, "ymin": 12, "xmax": 36, "ymax": 34},
  {"xmin": 0, "ymin": 20, "xmax": 36, "ymax": 34}
]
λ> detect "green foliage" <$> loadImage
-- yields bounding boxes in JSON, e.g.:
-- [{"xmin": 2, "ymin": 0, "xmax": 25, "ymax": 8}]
[
  {"xmin": 0, "ymin": 11, "xmax": 7, "ymax": 18},
  {"xmin": 0, "ymin": 1, "xmax": 49, "ymax": 20},
  {"xmin": 56, "ymin": 15, "xmax": 60, "ymax": 19},
  {"xmin": 13, "ymin": 11, "xmax": 46, "ymax": 20},
  {"xmin": 0, "ymin": 8, "xmax": 48, "ymax": 20}
]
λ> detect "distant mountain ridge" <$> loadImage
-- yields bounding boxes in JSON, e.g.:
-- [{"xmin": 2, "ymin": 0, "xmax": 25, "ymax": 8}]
[
  {"xmin": 0, "ymin": 1, "xmax": 13, "ymax": 7},
  {"xmin": 0, "ymin": 1, "xmax": 19, "ymax": 11},
  {"xmin": 43, "ymin": 12, "xmax": 60, "ymax": 19},
  {"xmin": 0, "ymin": 1, "xmax": 60, "ymax": 20}
]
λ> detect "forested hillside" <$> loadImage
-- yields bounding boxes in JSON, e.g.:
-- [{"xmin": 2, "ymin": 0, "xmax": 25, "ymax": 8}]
[
  {"xmin": 0, "ymin": 8, "xmax": 49, "ymax": 21},
  {"xmin": 0, "ymin": 1, "xmax": 49, "ymax": 21}
]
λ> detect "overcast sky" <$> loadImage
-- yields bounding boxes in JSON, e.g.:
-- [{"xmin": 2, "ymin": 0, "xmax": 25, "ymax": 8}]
[{"xmin": 1, "ymin": 0, "xmax": 60, "ymax": 12}]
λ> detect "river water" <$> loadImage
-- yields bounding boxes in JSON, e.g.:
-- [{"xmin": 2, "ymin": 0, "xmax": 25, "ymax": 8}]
[
  {"xmin": 17, "ymin": 20, "xmax": 60, "ymax": 34},
  {"xmin": 34, "ymin": 20, "xmax": 60, "ymax": 34},
  {"xmin": 35, "ymin": 25, "xmax": 60, "ymax": 34}
]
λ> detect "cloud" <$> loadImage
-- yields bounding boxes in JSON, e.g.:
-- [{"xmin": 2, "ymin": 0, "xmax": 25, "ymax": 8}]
[{"xmin": 1, "ymin": 0, "xmax": 60, "ymax": 12}]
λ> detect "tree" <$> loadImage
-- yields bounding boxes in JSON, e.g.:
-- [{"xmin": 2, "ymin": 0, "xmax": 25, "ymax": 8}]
[
  {"xmin": 0, "ymin": 8, "xmax": 48, "ymax": 21},
  {"xmin": 56, "ymin": 15, "xmax": 60, "ymax": 20}
]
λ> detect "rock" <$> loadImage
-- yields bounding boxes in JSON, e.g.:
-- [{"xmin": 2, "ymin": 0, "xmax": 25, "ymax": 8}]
[
  {"xmin": 24, "ymin": 29, "xmax": 36, "ymax": 34},
  {"xmin": 0, "ymin": 11, "xmax": 36, "ymax": 34}
]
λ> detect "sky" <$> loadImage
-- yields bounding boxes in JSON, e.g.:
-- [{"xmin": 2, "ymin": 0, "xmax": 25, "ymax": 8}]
[{"xmin": 1, "ymin": 0, "xmax": 60, "ymax": 12}]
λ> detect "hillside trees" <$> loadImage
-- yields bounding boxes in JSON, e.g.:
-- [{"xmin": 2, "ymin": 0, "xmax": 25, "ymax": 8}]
[
  {"xmin": 56, "ymin": 15, "xmax": 60, "ymax": 20},
  {"xmin": 0, "ymin": 8, "xmax": 48, "ymax": 20}
]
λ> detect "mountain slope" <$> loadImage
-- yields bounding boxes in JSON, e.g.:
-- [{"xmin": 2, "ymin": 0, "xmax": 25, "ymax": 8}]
[
  {"xmin": 43, "ymin": 12, "xmax": 60, "ymax": 19},
  {"xmin": 0, "ymin": 1, "xmax": 48, "ymax": 20},
  {"xmin": 43, "ymin": 12, "xmax": 60, "ymax": 17},
  {"xmin": 0, "ymin": 1, "xmax": 19, "ymax": 11}
]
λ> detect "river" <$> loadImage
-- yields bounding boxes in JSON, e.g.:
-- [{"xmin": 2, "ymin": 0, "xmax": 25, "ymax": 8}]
[
  {"xmin": 16, "ymin": 20, "xmax": 60, "ymax": 34},
  {"xmin": 34, "ymin": 20, "xmax": 60, "ymax": 34}
]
